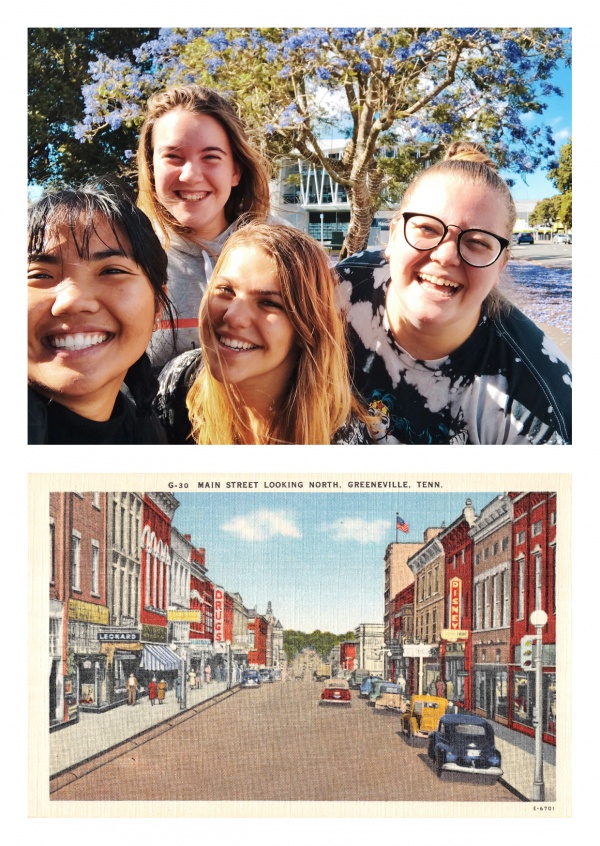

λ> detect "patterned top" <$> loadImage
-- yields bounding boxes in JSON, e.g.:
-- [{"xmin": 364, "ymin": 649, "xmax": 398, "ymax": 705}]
[{"xmin": 336, "ymin": 249, "xmax": 572, "ymax": 445}]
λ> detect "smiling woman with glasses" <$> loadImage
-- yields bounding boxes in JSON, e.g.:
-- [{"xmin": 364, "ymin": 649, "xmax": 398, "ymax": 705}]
[{"xmin": 336, "ymin": 141, "xmax": 572, "ymax": 445}]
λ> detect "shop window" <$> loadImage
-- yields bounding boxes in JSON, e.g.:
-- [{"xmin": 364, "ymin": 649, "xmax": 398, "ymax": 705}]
[
  {"xmin": 513, "ymin": 673, "xmax": 534, "ymax": 728},
  {"xmin": 71, "ymin": 531, "xmax": 81, "ymax": 591}
]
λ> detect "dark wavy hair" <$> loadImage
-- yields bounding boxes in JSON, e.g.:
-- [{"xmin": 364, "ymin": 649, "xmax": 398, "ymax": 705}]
[{"xmin": 28, "ymin": 184, "xmax": 175, "ymax": 437}]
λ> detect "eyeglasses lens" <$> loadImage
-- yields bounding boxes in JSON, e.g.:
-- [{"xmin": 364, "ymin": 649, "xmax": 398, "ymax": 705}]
[{"xmin": 405, "ymin": 215, "xmax": 502, "ymax": 267}]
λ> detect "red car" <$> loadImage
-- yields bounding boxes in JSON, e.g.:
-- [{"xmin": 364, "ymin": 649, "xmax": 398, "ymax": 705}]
[{"xmin": 320, "ymin": 678, "xmax": 351, "ymax": 705}]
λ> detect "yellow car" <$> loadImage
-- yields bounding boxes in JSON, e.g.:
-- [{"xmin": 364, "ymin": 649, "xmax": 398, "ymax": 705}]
[{"xmin": 400, "ymin": 695, "xmax": 448, "ymax": 745}]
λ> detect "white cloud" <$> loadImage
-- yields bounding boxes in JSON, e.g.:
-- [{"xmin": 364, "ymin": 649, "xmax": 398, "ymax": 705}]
[
  {"xmin": 321, "ymin": 518, "xmax": 390, "ymax": 544},
  {"xmin": 554, "ymin": 127, "xmax": 570, "ymax": 141},
  {"xmin": 221, "ymin": 510, "xmax": 301, "ymax": 541}
]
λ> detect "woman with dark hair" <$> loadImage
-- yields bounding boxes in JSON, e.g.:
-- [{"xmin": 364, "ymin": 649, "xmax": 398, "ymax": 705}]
[
  {"xmin": 137, "ymin": 84, "xmax": 272, "ymax": 369},
  {"xmin": 28, "ymin": 185, "xmax": 174, "ymax": 444},
  {"xmin": 337, "ymin": 142, "xmax": 572, "ymax": 444}
]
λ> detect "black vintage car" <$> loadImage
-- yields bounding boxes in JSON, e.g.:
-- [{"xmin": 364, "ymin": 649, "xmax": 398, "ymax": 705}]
[{"xmin": 427, "ymin": 714, "xmax": 503, "ymax": 780}]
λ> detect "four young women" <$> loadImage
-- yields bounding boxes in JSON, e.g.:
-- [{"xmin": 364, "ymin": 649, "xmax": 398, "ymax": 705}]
[{"xmin": 27, "ymin": 86, "xmax": 572, "ymax": 445}]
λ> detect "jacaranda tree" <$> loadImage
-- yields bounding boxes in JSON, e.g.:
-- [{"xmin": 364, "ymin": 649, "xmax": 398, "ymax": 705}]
[{"xmin": 73, "ymin": 27, "xmax": 571, "ymax": 258}]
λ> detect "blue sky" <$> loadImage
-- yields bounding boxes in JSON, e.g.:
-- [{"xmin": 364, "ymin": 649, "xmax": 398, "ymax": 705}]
[
  {"xmin": 172, "ymin": 490, "xmax": 500, "ymax": 633},
  {"xmin": 504, "ymin": 61, "xmax": 571, "ymax": 201}
]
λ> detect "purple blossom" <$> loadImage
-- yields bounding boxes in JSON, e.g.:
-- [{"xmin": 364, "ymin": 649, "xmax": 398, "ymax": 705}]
[
  {"xmin": 316, "ymin": 67, "xmax": 331, "ymax": 81},
  {"xmin": 355, "ymin": 61, "xmax": 371, "ymax": 74}
]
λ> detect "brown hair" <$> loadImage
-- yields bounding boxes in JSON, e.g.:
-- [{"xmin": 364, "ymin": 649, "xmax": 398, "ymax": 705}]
[
  {"xmin": 137, "ymin": 85, "xmax": 271, "ymax": 245},
  {"xmin": 187, "ymin": 223, "xmax": 362, "ymax": 444}
]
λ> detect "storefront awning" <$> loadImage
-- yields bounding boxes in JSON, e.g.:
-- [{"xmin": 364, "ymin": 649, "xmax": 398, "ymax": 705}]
[{"xmin": 141, "ymin": 644, "xmax": 182, "ymax": 672}]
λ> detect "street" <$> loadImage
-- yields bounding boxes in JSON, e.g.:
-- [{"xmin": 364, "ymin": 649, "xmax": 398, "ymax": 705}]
[{"xmin": 51, "ymin": 678, "xmax": 519, "ymax": 802}]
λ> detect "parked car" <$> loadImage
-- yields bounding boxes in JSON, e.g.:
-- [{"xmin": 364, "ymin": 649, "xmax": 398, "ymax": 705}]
[
  {"xmin": 553, "ymin": 232, "xmax": 571, "ymax": 244},
  {"xmin": 368, "ymin": 679, "xmax": 397, "ymax": 705},
  {"xmin": 373, "ymin": 683, "xmax": 405, "ymax": 712},
  {"xmin": 259, "ymin": 669, "xmax": 274, "ymax": 683},
  {"xmin": 241, "ymin": 670, "xmax": 261, "ymax": 688},
  {"xmin": 320, "ymin": 678, "xmax": 351, "ymax": 705},
  {"xmin": 359, "ymin": 675, "xmax": 384, "ymax": 698},
  {"xmin": 427, "ymin": 714, "xmax": 503, "ymax": 780},
  {"xmin": 400, "ymin": 694, "xmax": 448, "ymax": 745},
  {"xmin": 517, "ymin": 232, "xmax": 534, "ymax": 245},
  {"xmin": 349, "ymin": 669, "xmax": 369, "ymax": 689}
]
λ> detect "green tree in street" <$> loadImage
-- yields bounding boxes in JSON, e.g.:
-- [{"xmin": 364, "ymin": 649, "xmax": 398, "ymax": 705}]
[
  {"xmin": 283, "ymin": 629, "xmax": 355, "ymax": 663},
  {"xmin": 530, "ymin": 138, "xmax": 572, "ymax": 230}
]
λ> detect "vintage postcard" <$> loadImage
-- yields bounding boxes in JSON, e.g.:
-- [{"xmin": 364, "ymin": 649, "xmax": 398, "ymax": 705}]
[{"xmin": 29, "ymin": 471, "xmax": 570, "ymax": 819}]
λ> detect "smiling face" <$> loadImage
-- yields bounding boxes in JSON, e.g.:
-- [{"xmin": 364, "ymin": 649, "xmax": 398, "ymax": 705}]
[
  {"xmin": 28, "ymin": 217, "xmax": 158, "ymax": 420},
  {"xmin": 152, "ymin": 108, "xmax": 241, "ymax": 241},
  {"xmin": 386, "ymin": 174, "xmax": 510, "ymax": 357},
  {"xmin": 202, "ymin": 244, "xmax": 300, "ymax": 409}
]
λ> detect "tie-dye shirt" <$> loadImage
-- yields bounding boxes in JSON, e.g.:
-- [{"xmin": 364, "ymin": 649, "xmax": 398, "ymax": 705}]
[{"xmin": 336, "ymin": 250, "xmax": 572, "ymax": 445}]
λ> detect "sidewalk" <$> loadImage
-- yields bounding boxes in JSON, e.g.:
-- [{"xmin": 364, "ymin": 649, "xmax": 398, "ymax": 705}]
[
  {"xmin": 493, "ymin": 721, "xmax": 556, "ymax": 802},
  {"xmin": 50, "ymin": 680, "xmax": 230, "ymax": 779}
]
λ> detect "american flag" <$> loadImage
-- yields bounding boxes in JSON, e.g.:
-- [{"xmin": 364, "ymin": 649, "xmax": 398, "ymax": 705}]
[{"xmin": 396, "ymin": 515, "xmax": 409, "ymax": 533}]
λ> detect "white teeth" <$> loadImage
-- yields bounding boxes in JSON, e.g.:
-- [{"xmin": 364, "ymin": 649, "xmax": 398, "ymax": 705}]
[
  {"xmin": 49, "ymin": 333, "xmax": 109, "ymax": 351},
  {"xmin": 179, "ymin": 192, "xmax": 209, "ymax": 201},
  {"xmin": 419, "ymin": 273, "xmax": 461, "ymax": 289},
  {"xmin": 219, "ymin": 336, "xmax": 258, "ymax": 351}
]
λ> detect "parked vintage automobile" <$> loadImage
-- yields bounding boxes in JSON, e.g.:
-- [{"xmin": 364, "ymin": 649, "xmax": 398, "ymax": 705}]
[
  {"xmin": 373, "ymin": 683, "xmax": 407, "ymax": 712},
  {"xmin": 240, "ymin": 670, "xmax": 261, "ymax": 688},
  {"xmin": 368, "ymin": 680, "xmax": 398, "ymax": 705},
  {"xmin": 359, "ymin": 675, "xmax": 384, "ymax": 698},
  {"xmin": 400, "ymin": 694, "xmax": 448, "ymax": 745},
  {"xmin": 427, "ymin": 714, "xmax": 503, "ymax": 780},
  {"xmin": 349, "ymin": 669, "xmax": 369, "ymax": 690},
  {"xmin": 320, "ymin": 678, "xmax": 351, "ymax": 705},
  {"xmin": 259, "ymin": 668, "xmax": 274, "ymax": 683}
]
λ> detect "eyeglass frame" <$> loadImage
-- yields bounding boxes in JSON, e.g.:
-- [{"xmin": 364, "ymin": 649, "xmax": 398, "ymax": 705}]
[{"xmin": 401, "ymin": 212, "xmax": 510, "ymax": 268}]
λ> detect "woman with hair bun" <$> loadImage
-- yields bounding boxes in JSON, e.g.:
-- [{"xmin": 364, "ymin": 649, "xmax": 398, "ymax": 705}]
[
  {"xmin": 336, "ymin": 141, "xmax": 572, "ymax": 444},
  {"xmin": 137, "ymin": 84, "xmax": 272, "ymax": 369}
]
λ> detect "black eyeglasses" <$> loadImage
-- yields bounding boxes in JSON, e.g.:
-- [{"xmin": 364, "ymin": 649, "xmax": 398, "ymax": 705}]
[{"xmin": 402, "ymin": 212, "xmax": 509, "ymax": 268}]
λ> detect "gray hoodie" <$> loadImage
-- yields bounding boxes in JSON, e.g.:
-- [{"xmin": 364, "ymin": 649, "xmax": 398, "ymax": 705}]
[{"xmin": 147, "ymin": 223, "xmax": 236, "ymax": 369}]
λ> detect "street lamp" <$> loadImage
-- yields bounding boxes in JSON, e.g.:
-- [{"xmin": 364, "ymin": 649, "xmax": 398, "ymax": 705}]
[{"xmin": 530, "ymin": 609, "xmax": 548, "ymax": 801}]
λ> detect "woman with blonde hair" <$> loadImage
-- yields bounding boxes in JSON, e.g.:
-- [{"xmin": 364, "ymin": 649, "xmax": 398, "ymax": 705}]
[
  {"xmin": 337, "ymin": 141, "xmax": 572, "ymax": 444},
  {"xmin": 137, "ymin": 84, "xmax": 271, "ymax": 368},
  {"xmin": 155, "ymin": 222, "xmax": 369, "ymax": 444}
]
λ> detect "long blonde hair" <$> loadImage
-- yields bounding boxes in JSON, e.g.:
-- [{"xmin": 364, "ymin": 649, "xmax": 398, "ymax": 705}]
[
  {"xmin": 186, "ymin": 223, "xmax": 360, "ymax": 444},
  {"xmin": 137, "ymin": 85, "xmax": 271, "ymax": 246}
]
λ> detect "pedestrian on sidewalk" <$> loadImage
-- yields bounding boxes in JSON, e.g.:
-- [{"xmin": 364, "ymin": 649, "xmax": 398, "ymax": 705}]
[
  {"xmin": 158, "ymin": 679, "xmax": 167, "ymax": 704},
  {"xmin": 204, "ymin": 664, "xmax": 211, "ymax": 684},
  {"xmin": 175, "ymin": 676, "xmax": 181, "ymax": 703},
  {"xmin": 127, "ymin": 673, "xmax": 138, "ymax": 706},
  {"xmin": 189, "ymin": 668, "xmax": 196, "ymax": 689},
  {"xmin": 148, "ymin": 677, "xmax": 158, "ymax": 705},
  {"xmin": 436, "ymin": 677, "xmax": 445, "ymax": 698}
]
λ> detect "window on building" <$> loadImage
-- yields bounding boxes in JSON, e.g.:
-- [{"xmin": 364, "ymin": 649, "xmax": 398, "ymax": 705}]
[
  {"xmin": 550, "ymin": 511, "xmax": 557, "ymax": 526},
  {"xmin": 503, "ymin": 569, "xmax": 510, "ymax": 627},
  {"xmin": 91, "ymin": 541, "xmax": 99, "ymax": 595},
  {"xmin": 484, "ymin": 579, "xmax": 490, "ymax": 630},
  {"xmin": 71, "ymin": 532, "xmax": 81, "ymax": 591},
  {"xmin": 145, "ymin": 551, "xmax": 151, "ymax": 606},
  {"xmin": 532, "ymin": 521, "xmax": 543, "ymax": 537},
  {"xmin": 483, "ymin": 547, "xmax": 489, "ymax": 560},
  {"xmin": 428, "ymin": 570, "xmax": 432, "ymax": 597},
  {"xmin": 92, "ymin": 492, "xmax": 100, "ymax": 509},
  {"xmin": 517, "ymin": 530, "xmax": 525, "ymax": 545},
  {"xmin": 492, "ymin": 574, "xmax": 499, "ymax": 628},
  {"xmin": 517, "ymin": 558, "xmax": 525, "ymax": 620},
  {"xmin": 534, "ymin": 551, "xmax": 542, "ymax": 611},
  {"xmin": 493, "ymin": 542, "xmax": 499, "ymax": 555},
  {"xmin": 502, "ymin": 537, "xmax": 509, "ymax": 552},
  {"xmin": 432, "ymin": 609, "xmax": 437, "ymax": 642},
  {"xmin": 475, "ymin": 582, "xmax": 482, "ymax": 630},
  {"xmin": 49, "ymin": 520, "xmax": 55, "ymax": 584},
  {"xmin": 475, "ymin": 552, "xmax": 480, "ymax": 565},
  {"xmin": 434, "ymin": 565, "xmax": 439, "ymax": 594}
]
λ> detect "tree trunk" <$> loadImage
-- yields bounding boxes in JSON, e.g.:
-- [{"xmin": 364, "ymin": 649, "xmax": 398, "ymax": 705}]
[{"xmin": 337, "ymin": 171, "xmax": 381, "ymax": 262}]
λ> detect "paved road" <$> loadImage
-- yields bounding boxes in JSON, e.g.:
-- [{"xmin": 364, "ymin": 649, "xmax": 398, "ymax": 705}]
[
  {"xmin": 509, "ymin": 242, "xmax": 571, "ymax": 264},
  {"xmin": 51, "ymin": 678, "xmax": 518, "ymax": 803}
]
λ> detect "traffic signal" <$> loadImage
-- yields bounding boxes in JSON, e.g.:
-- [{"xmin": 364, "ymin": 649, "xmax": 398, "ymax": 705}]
[{"xmin": 520, "ymin": 634, "xmax": 535, "ymax": 671}]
